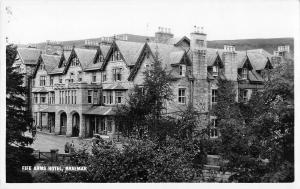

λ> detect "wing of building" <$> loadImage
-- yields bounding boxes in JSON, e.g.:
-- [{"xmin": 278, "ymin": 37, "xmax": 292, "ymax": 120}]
[{"xmin": 14, "ymin": 28, "xmax": 292, "ymax": 140}]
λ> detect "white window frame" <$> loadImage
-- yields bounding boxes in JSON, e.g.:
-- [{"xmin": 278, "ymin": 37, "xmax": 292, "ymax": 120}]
[
  {"xmin": 212, "ymin": 89, "xmax": 217, "ymax": 104},
  {"xmin": 178, "ymin": 88, "xmax": 186, "ymax": 104},
  {"xmin": 212, "ymin": 66, "xmax": 219, "ymax": 77},
  {"xmin": 210, "ymin": 118, "xmax": 218, "ymax": 139},
  {"xmin": 179, "ymin": 65, "xmax": 186, "ymax": 76},
  {"xmin": 241, "ymin": 68, "xmax": 248, "ymax": 79},
  {"xmin": 115, "ymin": 91, "xmax": 123, "ymax": 104},
  {"xmin": 92, "ymin": 72, "xmax": 97, "ymax": 83},
  {"xmin": 88, "ymin": 90, "xmax": 93, "ymax": 104}
]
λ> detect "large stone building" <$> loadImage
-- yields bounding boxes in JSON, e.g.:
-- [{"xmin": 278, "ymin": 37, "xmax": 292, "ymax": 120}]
[{"xmin": 15, "ymin": 28, "xmax": 290, "ymax": 140}]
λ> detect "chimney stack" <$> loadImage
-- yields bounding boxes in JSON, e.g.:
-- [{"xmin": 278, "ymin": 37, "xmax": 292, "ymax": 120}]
[
  {"xmin": 155, "ymin": 26, "xmax": 174, "ymax": 43},
  {"xmin": 222, "ymin": 45, "xmax": 237, "ymax": 81},
  {"xmin": 190, "ymin": 26, "xmax": 207, "ymax": 80}
]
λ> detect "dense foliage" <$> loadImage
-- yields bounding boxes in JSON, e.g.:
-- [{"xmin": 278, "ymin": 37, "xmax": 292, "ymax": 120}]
[
  {"xmin": 116, "ymin": 53, "xmax": 174, "ymax": 140},
  {"xmin": 34, "ymin": 139, "xmax": 206, "ymax": 183},
  {"xmin": 214, "ymin": 57, "xmax": 294, "ymax": 182},
  {"xmin": 6, "ymin": 45, "xmax": 36, "ymax": 182}
]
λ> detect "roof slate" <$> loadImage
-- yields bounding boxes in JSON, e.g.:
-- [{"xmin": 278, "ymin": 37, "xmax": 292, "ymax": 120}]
[
  {"xmin": 17, "ymin": 48, "xmax": 41, "ymax": 65},
  {"xmin": 115, "ymin": 40, "xmax": 145, "ymax": 66},
  {"xmin": 74, "ymin": 48, "xmax": 97, "ymax": 69},
  {"xmin": 41, "ymin": 54, "xmax": 61, "ymax": 73}
]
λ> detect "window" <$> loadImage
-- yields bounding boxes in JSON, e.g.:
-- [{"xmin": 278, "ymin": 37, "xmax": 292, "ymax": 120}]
[
  {"xmin": 113, "ymin": 68, "xmax": 122, "ymax": 81},
  {"xmin": 50, "ymin": 76, "xmax": 53, "ymax": 86},
  {"xmin": 178, "ymin": 88, "xmax": 186, "ymax": 104},
  {"xmin": 98, "ymin": 54, "xmax": 104, "ymax": 62},
  {"xmin": 212, "ymin": 66, "xmax": 219, "ymax": 77},
  {"xmin": 179, "ymin": 65, "xmax": 186, "ymax": 76},
  {"xmin": 74, "ymin": 91, "xmax": 77, "ymax": 104},
  {"xmin": 40, "ymin": 94, "xmax": 46, "ymax": 104},
  {"xmin": 93, "ymin": 90, "xmax": 98, "ymax": 104},
  {"xmin": 61, "ymin": 91, "xmax": 65, "ymax": 104},
  {"xmin": 40, "ymin": 63, "xmax": 45, "ymax": 70},
  {"xmin": 103, "ymin": 92, "xmax": 107, "ymax": 104},
  {"xmin": 107, "ymin": 117, "xmax": 113, "ymax": 132},
  {"xmin": 92, "ymin": 72, "xmax": 97, "ymax": 82},
  {"xmin": 115, "ymin": 91, "xmax": 123, "ymax": 104},
  {"xmin": 32, "ymin": 79, "xmax": 35, "ymax": 87},
  {"xmin": 210, "ymin": 118, "xmax": 218, "ymax": 138},
  {"xmin": 59, "ymin": 91, "xmax": 62, "ymax": 104},
  {"xmin": 68, "ymin": 90, "xmax": 70, "ymax": 104},
  {"xmin": 212, "ymin": 89, "xmax": 217, "ymax": 103},
  {"xmin": 243, "ymin": 90, "xmax": 248, "ymax": 102},
  {"xmin": 71, "ymin": 57, "xmax": 80, "ymax": 66},
  {"xmin": 34, "ymin": 93, "xmax": 38, "ymax": 104},
  {"xmin": 88, "ymin": 90, "xmax": 93, "ymax": 104},
  {"xmin": 102, "ymin": 72, "xmax": 107, "ymax": 82},
  {"xmin": 59, "ymin": 76, "xmax": 62, "ymax": 83},
  {"xmin": 107, "ymin": 91, "xmax": 113, "ymax": 104},
  {"xmin": 40, "ymin": 76, "xmax": 46, "ymax": 86},
  {"xmin": 241, "ymin": 68, "xmax": 248, "ymax": 79},
  {"xmin": 78, "ymin": 71, "xmax": 82, "ymax": 82},
  {"xmin": 65, "ymin": 91, "xmax": 67, "ymax": 104},
  {"xmin": 49, "ymin": 92, "xmax": 55, "ymax": 104},
  {"xmin": 34, "ymin": 112, "xmax": 38, "ymax": 126}
]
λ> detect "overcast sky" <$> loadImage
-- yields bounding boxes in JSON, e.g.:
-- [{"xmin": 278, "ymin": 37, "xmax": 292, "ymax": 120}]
[{"xmin": 2, "ymin": 0, "xmax": 299, "ymax": 44}]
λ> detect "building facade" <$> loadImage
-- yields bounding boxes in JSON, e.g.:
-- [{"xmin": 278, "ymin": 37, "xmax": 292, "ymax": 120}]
[{"xmin": 17, "ymin": 28, "xmax": 290, "ymax": 140}]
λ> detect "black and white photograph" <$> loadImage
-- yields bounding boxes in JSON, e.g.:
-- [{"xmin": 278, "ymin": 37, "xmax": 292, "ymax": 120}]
[{"xmin": 0, "ymin": 0, "xmax": 298, "ymax": 186}]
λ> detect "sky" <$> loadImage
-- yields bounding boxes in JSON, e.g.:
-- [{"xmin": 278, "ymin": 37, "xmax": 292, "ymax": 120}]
[{"xmin": 2, "ymin": 0, "xmax": 299, "ymax": 44}]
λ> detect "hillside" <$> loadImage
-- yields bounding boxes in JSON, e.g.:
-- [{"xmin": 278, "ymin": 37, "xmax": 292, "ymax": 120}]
[
  {"xmin": 207, "ymin": 38, "xmax": 294, "ymax": 56},
  {"xmin": 21, "ymin": 37, "xmax": 294, "ymax": 58}
]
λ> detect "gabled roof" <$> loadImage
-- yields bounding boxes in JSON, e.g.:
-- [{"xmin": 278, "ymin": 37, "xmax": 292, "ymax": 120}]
[
  {"xmin": 41, "ymin": 54, "xmax": 61, "ymax": 72},
  {"xmin": 62, "ymin": 48, "xmax": 98, "ymax": 73},
  {"xmin": 33, "ymin": 54, "xmax": 61, "ymax": 77},
  {"xmin": 247, "ymin": 52, "xmax": 272, "ymax": 70},
  {"xmin": 49, "ymin": 51, "xmax": 71, "ymax": 75},
  {"xmin": 17, "ymin": 48, "xmax": 41, "ymax": 65},
  {"xmin": 206, "ymin": 49, "xmax": 223, "ymax": 67},
  {"xmin": 147, "ymin": 42, "xmax": 189, "ymax": 68},
  {"xmin": 99, "ymin": 44, "xmax": 110, "ymax": 58},
  {"xmin": 166, "ymin": 36, "xmax": 190, "ymax": 46},
  {"xmin": 74, "ymin": 48, "xmax": 98, "ymax": 69},
  {"xmin": 102, "ymin": 40, "xmax": 145, "ymax": 70},
  {"xmin": 115, "ymin": 40, "xmax": 145, "ymax": 66},
  {"xmin": 248, "ymin": 70, "xmax": 264, "ymax": 83}
]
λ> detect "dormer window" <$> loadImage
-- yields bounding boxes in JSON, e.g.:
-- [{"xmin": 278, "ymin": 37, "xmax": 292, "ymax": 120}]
[
  {"xmin": 98, "ymin": 54, "xmax": 104, "ymax": 62},
  {"xmin": 241, "ymin": 68, "xmax": 248, "ymax": 79},
  {"xmin": 179, "ymin": 65, "xmax": 186, "ymax": 76},
  {"xmin": 212, "ymin": 66, "xmax": 219, "ymax": 77},
  {"xmin": 71, "ymin": 57, "xmax": 80, "ymax": 66},
  {"xmin": 111, "ymin": 50, "xmax": 122, "ymax": 61},
  {"xmin": 40, "ymin": 64, "xmax": 45, "ymax": 70}
]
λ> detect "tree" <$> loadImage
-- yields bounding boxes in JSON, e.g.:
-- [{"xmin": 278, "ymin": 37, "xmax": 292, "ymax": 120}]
[
  {"xmin": 214, "ymin": 57, "xmax": 294, "ymax": 182},
  {"xmin": 6, "ymin": 45, "xmax": 36, "ymax": 182},
  {"xmin": 116, "ymin": 51, "xmax": 173, "ymax": 140}
]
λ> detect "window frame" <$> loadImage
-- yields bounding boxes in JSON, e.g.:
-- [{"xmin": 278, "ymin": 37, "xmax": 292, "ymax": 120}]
[
  {"xmin": 241, "ymin": 68, "xmax": 248, "ymax": 80},
  {"xmin": 179, "ymin": 65, "xmax": 186, "ymax": 76},
  {"xmin": 88, "ymin": 90, "xmax": 93, "ymax": 104},
  {"xmin": 212, "ymin": 66, "xmax": 219, "ymax": 77},
  {"xmin": 212, "ymin": 89, "xmax": 217, "ymax": 104},
  {"xmin": 178, "ymin": 88, "xmax": 186, "ymax": 104},
  {"xmin": 209, "ymin": 118, "xmax": 218, "ymax": 138},
  {"xmin": 40, "ymin": 76, "xmax": 46, "ymax": 86},
  {"xmin": 115, "ymin": 91, "xmax": 123, "ymax": 104}
]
